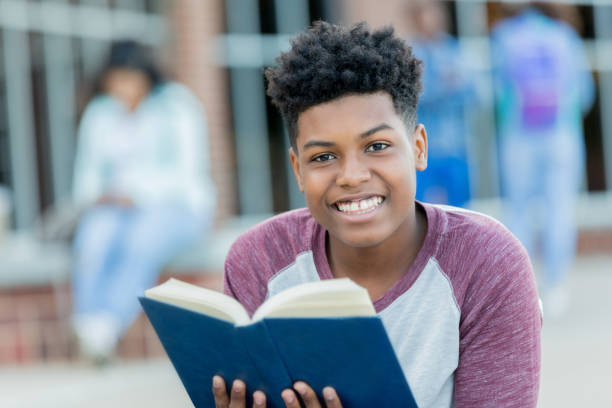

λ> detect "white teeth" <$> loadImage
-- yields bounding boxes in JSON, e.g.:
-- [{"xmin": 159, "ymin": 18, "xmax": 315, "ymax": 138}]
[{"xmin": 335, "ymin": 196, "xmax": 383, "ymax": 215}]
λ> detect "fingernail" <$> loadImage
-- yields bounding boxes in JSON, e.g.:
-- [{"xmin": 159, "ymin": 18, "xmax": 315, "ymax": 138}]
[
  {"xmin": 232, "ymin": 380, "xmax": 244, "ymax": 393},
  {"xmin": 294, "ymin": 383, "xmax": 307, "ymax": 396},
  {"xmin": 254, "ymin": 393, "xmax": 264, "ymax": 406},
  {"xmin": 212, "ymin": 376, "xmax": 221, "ymax": 389},
  {"xmin": 283, "ymin": 390, "xmax": 295, "ymax": 403},
  {"xmin": 323, "ymin": 387, "xmax": 335, "ymax": 401}
]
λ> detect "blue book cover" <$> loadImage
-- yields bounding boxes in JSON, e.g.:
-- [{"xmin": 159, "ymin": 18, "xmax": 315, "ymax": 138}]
[{"xmin": 140, "ymin": 296, "xmax": 418, "ymax": 408}]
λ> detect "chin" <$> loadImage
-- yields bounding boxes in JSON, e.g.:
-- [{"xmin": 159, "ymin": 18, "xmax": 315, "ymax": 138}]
[{"xmin": 333, "ymin": 229, "xmax": 389, "ymax": 249}]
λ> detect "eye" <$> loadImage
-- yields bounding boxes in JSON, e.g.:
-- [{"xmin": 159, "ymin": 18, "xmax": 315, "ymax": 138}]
[
  {"xmin": 311, "ymin": 153, "xmax": 336, "ymax": 162},
  {"xmin": 366, "ymin": 142, "xmax": 390, "ymax": 152}
]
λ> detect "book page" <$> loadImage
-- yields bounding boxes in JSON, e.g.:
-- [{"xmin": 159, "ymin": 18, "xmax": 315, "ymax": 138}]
[
  {"xmin": 145, "ymin": 278, "xmax": 250, "ymax": 325},
  {"xmin": 251, "ymin": 278, "xmax": 375, "ymax": 322}
]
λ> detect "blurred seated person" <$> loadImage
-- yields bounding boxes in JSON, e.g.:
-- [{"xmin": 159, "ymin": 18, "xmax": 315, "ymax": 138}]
[{"xmin": 71, "ymin": 40, "xmax": 216, "ymax": 362}]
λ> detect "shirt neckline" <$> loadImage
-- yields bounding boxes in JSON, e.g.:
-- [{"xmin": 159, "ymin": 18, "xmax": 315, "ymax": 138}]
[{"xmin": 311, "ymin": 201, "xmax": 442, "ymax": 313}]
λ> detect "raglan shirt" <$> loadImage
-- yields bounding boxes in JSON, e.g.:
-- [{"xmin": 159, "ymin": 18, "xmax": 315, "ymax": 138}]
[{"xmin": 224, "ymin": 203, "xmax": 542, "ymax": 407}]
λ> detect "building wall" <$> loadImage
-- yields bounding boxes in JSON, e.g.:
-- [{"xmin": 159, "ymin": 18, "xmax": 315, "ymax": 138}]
[
  {"xmin": 338, "ymin": 0, "xmax": 413, "ymax": 36},
  {"xmin": 170, "ymin": 0, "xmax": 237, "ymax": 221}
]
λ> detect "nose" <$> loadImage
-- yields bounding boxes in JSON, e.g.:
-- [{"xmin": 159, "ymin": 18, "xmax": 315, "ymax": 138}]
[{"xmin": 336, "ymin": 155, "xmax": 371, "ymax": 187}]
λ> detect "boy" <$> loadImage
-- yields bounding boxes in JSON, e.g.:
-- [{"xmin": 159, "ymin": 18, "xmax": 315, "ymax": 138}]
[{"xmin": 213, "ymin": 21, "xmax": 541, "ymax": 408}]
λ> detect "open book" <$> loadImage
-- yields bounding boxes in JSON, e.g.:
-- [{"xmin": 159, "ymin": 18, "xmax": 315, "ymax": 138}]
[
  {"xmin": 145, "ymin": 277, "xmax": 377, "ymax": 324},
  {"xmin": 140, "ymin": 278, "xmax": 417, "ymax": 408}
]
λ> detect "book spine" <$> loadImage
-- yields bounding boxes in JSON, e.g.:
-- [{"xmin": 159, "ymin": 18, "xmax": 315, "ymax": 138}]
[{"xmin": 236, "ymin": 322, "xmax": 293, "ymax": 408}]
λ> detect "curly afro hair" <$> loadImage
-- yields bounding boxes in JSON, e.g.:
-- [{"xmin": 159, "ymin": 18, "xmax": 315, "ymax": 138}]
[{"xmin": 265, "ymin": 21, "xmax": 422, "ymax": 149}]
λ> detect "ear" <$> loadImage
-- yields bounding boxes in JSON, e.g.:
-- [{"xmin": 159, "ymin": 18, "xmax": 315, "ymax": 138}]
[
  {"xmin": 289, "ymin": 147, "xmax": 304, "ymax": 192},
  {"xmin": 413, "ymin": 124, "xmax": 428, "ymax": 171}
]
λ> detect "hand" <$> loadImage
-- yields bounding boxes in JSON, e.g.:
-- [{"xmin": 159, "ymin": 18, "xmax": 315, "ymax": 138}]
[
  {"xmin": 282, "ymin": 381, "xmax": 343, "ymax": 408},
  {"xmin": 212, "ymin": 376, "xmax": 267, "ymax": 408},
  {"xmin": 212, "ymin": 376, "xmax": 343, "ymax": 408}
]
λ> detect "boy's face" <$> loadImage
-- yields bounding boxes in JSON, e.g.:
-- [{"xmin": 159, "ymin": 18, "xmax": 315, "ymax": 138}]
[{"xmin": 289, "ymin": 92, "xmax": 427, "ymax": 248}]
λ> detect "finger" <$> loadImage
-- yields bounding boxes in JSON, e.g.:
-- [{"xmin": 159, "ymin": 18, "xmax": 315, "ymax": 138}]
[
  {"xmin": 229, "ymin": 379, "xmax": 247, "ymax": 408},
  {"xmin": 281, "ymin": 388, "xmax": 301, "ymax": 408},
  {"xmin": 252, "ymin": 390, "xmax": 266, "ymax": 408},
  {"xmin": 293, "ymin": 382, "xmax": 321, "ymax": 408},
  {"xmin": 322, "ymin": 387, "xmax": 343, "ymax": 408},
  {"xmin": 212, "ymin": 376, "xmax": 229, "ymax": 408}
]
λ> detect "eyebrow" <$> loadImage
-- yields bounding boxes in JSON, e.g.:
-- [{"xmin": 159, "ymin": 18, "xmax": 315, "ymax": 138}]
[
  {"xmin": 302, "ymin": 123, "xmax": 392, "ymax": 151},
  {"xmin": 359, "ymin": 123, "xmax": 392, "ymax": 138}
]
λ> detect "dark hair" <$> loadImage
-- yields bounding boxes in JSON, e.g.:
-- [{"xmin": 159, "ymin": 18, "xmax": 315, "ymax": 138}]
[
  {"xmin": 265, "ymin": 21, "xmax": 423, "ymax": 149},
  {"xmin": 94, "ymin": 40, "xmax": 164, "ymax": 94}
]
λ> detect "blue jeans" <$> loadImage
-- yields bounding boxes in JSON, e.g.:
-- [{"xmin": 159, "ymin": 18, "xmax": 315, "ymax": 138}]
[
  {"xmin": 500, "ymin": 134, "xmax": 583, "ymax": 288},
  {"xmin": 416, "ymin": 156, "xmax": 471, "ymax": 208},
  {"xmin": 71, "ymin": 203, "xmax": 209, "ymax": 335}
]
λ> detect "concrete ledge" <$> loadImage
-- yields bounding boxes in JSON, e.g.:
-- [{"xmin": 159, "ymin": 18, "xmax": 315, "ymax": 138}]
[
  {"xmin": 164, "ymin": 214, "xmax": 270, "ymax": 273},
  {"xmin": 0, "ymin": 233, "xmax": 70, "ymax": 288},
  {"xmin": 470, "ymin": 192, "xmax": 612, "ymax": 254},
  {"xmin": 469, "ymin": 191, "xmax": 612, "ymax": 229},
  {"xmin": 0, "ymin": 214, "xmax": 270, "ymax": 289}
]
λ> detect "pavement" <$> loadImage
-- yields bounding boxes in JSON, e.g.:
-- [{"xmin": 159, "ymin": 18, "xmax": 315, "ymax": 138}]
[
  {"xmin": 0, "ymin": 255, "xmax": 610, "ymax": 408},
  {"xmin": 538, "ymin": 255, "xmax": 612, "ymax": 407},
  {"xmin": 0, "ymin": 359, "xmax": 190, "ymax": 407}
]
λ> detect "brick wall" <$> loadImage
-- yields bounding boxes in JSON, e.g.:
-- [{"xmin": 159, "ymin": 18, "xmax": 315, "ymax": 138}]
[
  {"xmin": 0, "ymin": 273, "xmax": 222, "ymax": 365},
  {"xmin": 0, "ymin": 286, "xmax": 74, "ymax": 364},
  {"xmin": 578, "ymin": 229, "xmax": 612, "ymax": 254},
  {"xmin": 168, "ymin": 0, "xmax": 237, "ymax": 222}
]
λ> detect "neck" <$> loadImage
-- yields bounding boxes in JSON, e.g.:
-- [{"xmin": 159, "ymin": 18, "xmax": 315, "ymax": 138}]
[{"xmin": 327, "ymin": 205, "xmax": 427, "ymax": 297}]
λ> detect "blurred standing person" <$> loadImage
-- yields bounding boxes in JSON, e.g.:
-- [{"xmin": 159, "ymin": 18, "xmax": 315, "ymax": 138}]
[
  {"xmin": 491, "ymin": 3, "xmax": 594, "ymax": 317},
  {"xmin": 409, "ymin": 0, "xmax": 477, "ymax": 207},
  {"xmin": 71, "ymin": 40, "xmax": 216, "ymax": 362}
]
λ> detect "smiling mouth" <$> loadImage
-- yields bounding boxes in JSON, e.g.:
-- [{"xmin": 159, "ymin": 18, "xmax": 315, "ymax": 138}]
[{"xmin": 334, "ymin": 196, "xmax": 385, "ymax": 215}]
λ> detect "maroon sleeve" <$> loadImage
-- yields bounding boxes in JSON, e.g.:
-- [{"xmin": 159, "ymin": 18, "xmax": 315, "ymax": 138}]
[
  {"xmin": 453, "ymin": 223, "xmax": 542, "ymax": 407},
  {"xmin": 223, "ymin": 234, "xmax": 270, "ymax": 317},
  {"xmin": 223, "ymin": 209, "xmax": 314, "ymax": 317}
]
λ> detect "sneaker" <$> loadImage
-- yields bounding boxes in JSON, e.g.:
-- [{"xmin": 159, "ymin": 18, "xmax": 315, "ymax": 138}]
[{"xmin": 73, "ymin": 313, "xmax": 120, "ymax": 364}]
